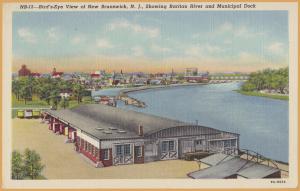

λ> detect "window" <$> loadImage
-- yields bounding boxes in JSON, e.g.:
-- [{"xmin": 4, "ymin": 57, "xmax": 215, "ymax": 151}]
[
  {"xmin": 91, "ymin": 145, "xmax": 94, "ymax": 155},
  {"xmin": 116, "ymin": 144, "xmax": 131, "ymax": 156},
  {"xmin": 88, "ymin": 143, "xmax": 91, "ymax": 152},
  {"xmin": 196, "ymin": 140, "xmax": 202, "ymax": 145},
  {"xmin": 162, "ymin": 141, "xmax": 175, "ymax": 152},
  {"xmin": 103, "ymin": 149, "xmax": 109, "ymax": 160},
  {"xmin": 94, "ymin": 148, "xmax": 98, "ymax": 157},
  {"xmin": 84, "ymin": 141, "xmax": 87, "ymax": 151},
  {"xmin": 224, "ymin": 140, "xmax": 231, "ymax": 148},
  {"xmin": 135, "ymin": 146, "xmax": 142, "ymax": 157},
  {"xmin": 162, "ymin": 141, "xmax": 168, "ymax": 152},
  {"xmin": 169, "ymin": 141, "xmax": 175, "ymax": 151},
  {"xmin": 116, "ymin": 145, "xmax": 123, "ymax": 156},
  {"xmin": 231, "ymin": 139, "xmax": 236, "ymax": 147},
  {"xmin": 80, "ymin": 139, "xmax": 84, "ymax": 147},
  {"xmin": 124, "ymin": 144, "xmax": 131, "ymax": 156}
]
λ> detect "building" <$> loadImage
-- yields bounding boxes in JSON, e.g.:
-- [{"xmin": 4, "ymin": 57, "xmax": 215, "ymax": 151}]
[
  {"xmin": 43, "ymin": 104, "xmax": 239, "ymax": 167},
  {"xmin": 18, "ymin": 65, "xmax": 31, "ymax": 77},
  {"xmin": 30, "ymin": 72, "xmax": 41, "ymax": 78},
  {"xmin": 185, "ymin": 68, "xmax": 198, "ymax": 76},
  {"xmin": 91, "ymin": 73, "xmax": 101, "ymax": 80},
  {"xmin": 188, "ymin": 152, "xmax": 281, "ymax": 179},
  {"xmin": 52, "ymin": 67, "xmax": 64, "ymax": 78},
  {"xmin": 94, "ymin": 96, "xmax": 116, "ymax": 107}
]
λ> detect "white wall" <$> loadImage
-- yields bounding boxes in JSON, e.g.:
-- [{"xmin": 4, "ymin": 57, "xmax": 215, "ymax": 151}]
[{"xmin": 77, "ymin": 130, "xmax": 100, "ymax": 148}]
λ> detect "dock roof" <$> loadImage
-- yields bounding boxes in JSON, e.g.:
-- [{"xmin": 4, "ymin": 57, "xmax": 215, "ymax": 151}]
[
  {"xmin": 188, "ymin": 154, "xmax": 280, "ymax": 179},
  {"xmin": 46, "ymin": 104, "xmax": 237, "ymax": 140},
  {"xmin": 46, "ymin": 104, "xmax": 192, "ymax": 140}
]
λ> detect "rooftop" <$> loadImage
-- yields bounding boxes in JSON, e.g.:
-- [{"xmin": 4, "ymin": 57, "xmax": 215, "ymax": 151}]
[
  {"xmin": 188, "ymin": 153, "xmax": 280, "ymax": 179},
  {"xmin": 46, "ymin": 104, "xmax": 228, "ymax": 140}
]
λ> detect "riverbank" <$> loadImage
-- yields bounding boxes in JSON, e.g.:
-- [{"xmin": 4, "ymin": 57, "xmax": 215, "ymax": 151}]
[
  {"xmin": 117, "ymin": 83, "xmax": 208, "ymax": 108},
  {"xmin": 119, "ymin": 82, "xmax": 208, "ymax": 95},
  {"xmin": 235, "ymin": 90, "xmax": 289, "ymax": 101}
]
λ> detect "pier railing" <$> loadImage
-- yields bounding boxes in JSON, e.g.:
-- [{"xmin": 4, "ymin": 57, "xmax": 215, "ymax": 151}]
[{"xmin": 220, "ymin": 148, "xmax": 289, "ymax": 172}]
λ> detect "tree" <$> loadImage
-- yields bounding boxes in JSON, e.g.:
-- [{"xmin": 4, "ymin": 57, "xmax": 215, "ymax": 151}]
[
  {"xmin": 12, "ymin": 80, "xmax": 21, "ymax": 101},
  {"xmin": 72, "ymin": 84, "xmax": 84, "ymax": 104},
  {"xmin": 60, "ymin": 97, "xmax": 69, "ymax": 109},
  {"xmin": 50, "ymin": 89, "xmax": 61, "ymax": 110},
  {"xmin": 11, "ymin": 150, "xmax": 24, "ymax": 180},
  {"xmin": 241, "ymin": 82, "xmax": 256, "ymax": 91},
  {"xmin": 20, "ymin": 85, "xmax": 32, "ymax": 104},
  {"xmin": 37, "ymin": 84, "xmax": 52, "ymax": 105},
  {"xmin": 23, "ymin": 149, "xmax": 44, "ymax": 179},
  {"xmin": 241, "ymin": 67, "xmax": 288, "ymax": 94}
]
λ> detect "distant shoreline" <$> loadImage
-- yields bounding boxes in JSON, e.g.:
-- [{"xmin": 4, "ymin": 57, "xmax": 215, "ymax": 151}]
[
  {"xmin": 235, "ymin": 90, "xmax": 289, "ymax": 101},
  {"xmin": 118, "ymin": 82, "xmax": 208, "ymax": 96}
]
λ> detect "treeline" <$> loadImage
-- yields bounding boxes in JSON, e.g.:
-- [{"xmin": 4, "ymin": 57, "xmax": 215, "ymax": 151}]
[
  {"xmin": 12, "ymin": 77, "xmax": 89, "ymax": 109},
  {"xmin": 12, "ymin": 149, "xmax": 44, "ymax": 180},
  {"xmin": 241, "ymin": 67, "xmax": 288, "ymax": 94}
]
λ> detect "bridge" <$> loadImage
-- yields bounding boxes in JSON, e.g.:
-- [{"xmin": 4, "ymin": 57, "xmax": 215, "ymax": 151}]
[{"xmin": 208, "ymin": 75, "xmax": 249, "ymax": 84}]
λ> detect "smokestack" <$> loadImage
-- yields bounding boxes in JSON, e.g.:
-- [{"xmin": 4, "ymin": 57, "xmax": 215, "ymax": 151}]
[
  {"xmin": 195, "ymin": 120, "xmax": 198, "ymax": 125},
  {"xmin": 138, "ymin": 125, "xmax": 143, "ymax": 136}
]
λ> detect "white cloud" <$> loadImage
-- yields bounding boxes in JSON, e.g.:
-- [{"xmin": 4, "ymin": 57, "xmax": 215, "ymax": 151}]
[
  {"xmin": 70, "ymin": 36, "xmax": 85, "ymax": 45},
  {"xmin": 235, "ymin": 26, "xmax": 265, "ymax": 38},
  {"xmin": 238, "ymin": 51, "xmax": 253, "ymax": 60},
  {"xmin": 131, "ymin": 46, "xmax": 144, "ymax": 57},
  {"xmin": 267, "ymin": 42, "xmax": 284, "ymax": 54},
  {"xmin": 151, "ymin": 44, "xmax": 171, "ymax": 53},
  {"xmin": 96, "ymin": 38, "xmax": 113, "ymax": 48},
  {"xmin": 46, "ymin": 27, "xmax": 60, "ymax": 42},
  {"xmin": 206, "ymin": 44, "xmax": 222, "ymax": 53},
  {"xmin": 185, "ymin": 44, "xmax": 223, "ymax": 57},
  {"xmin": 17, "ymin": 28, "xmax": 37, "ymax": 43},
  {"xmin": 185, "ymin": 45, "xmax": 203, "ymax": 57},
  {"xmin": 191, "ymin": 33, "xmax": 202, "ymax": 39},
  {"xmin": 108, "ymin": 19, "xmax": 159, "ymax": 38},
  {"xmin": 219, "ymin": 22, "xmax": 233, "ymax": 33},
  {"xmin": 223, "ymin": 39, "xmax": 232, "ymax": 44},
  {"xmin": 217, "ymin": 22, "xmax": 265, "ymax": 38}
]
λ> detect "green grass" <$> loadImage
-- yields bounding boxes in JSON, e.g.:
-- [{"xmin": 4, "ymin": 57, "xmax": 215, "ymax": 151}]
[
  {"xmin": 12, "ymin": 94, "xmax": 94, "ymax": 117},
  {"xmin": 68, "ymin": 96, "xmax": 94, "ymax": 109},
  {"xmin": 12, "ymin": 94, "xmax": 49, "ymax": 108},
  {"xmin": 235, "ymin": 90, "xmax": 289, "ymax": 101}
]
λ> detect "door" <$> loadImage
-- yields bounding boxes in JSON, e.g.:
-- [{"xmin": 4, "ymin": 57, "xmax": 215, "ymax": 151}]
[
  {"xmin": 114, "ymin": 144, "xmax": 133, "ymax": 165},
  {"xmin": 160, "ymin": 140, "xmax": 177, "ymax": 160},
  {"xmin": 195, "ymin": 139, "xmax": 206, "ymax": 151}
]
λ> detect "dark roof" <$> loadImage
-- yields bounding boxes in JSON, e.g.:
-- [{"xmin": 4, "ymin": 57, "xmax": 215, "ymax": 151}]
[
  {"xmin": 46, "ymin": 104, "xmax": 189, "ymax": 140},
  {"xmin": 188, "ymin": 154, "xmax": 280, "ymax": 179}
]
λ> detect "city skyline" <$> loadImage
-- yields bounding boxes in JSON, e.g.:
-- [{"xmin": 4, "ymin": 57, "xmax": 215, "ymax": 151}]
[{"xmin": 13, "ymin": 11, "xmax": 289, "ymax": 73}]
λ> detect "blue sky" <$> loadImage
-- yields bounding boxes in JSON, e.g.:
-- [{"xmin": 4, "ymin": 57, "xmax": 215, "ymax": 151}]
[{"xmin": 13, "ymin": 11, "xmax": 289, "ymax": 73}]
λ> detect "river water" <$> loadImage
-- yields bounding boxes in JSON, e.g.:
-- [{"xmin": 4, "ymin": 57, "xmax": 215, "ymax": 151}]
[{"xmin": 93, "ymin": 83, "xmax": 289, "ymax": 162}]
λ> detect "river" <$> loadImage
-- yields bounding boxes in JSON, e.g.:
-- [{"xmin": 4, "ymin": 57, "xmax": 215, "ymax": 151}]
[{"xmin": 117, "ymin": 82, "xmax": 289, "ymax": 163}]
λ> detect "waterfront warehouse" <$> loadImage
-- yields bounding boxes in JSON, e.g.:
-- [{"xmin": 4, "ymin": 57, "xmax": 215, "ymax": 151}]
[{"xmin": 43, "ymin": 104, "xmax": 239, "ymax": 167}]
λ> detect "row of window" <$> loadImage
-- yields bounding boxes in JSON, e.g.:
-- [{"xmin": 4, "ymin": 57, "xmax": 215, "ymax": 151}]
[
  {"xmin": 78, "ymin": 137, "xmax": 98, "ymax": 158},
  {"xmin": 79, "ymin": 137, "xmax": 110, "ymax": 160},
  {"xmin": 115, "ymin": 144, "xmax": 143, "ymax": 157},
  {"xmin": 209, "ymin": 139, "xmax": 237, "ymax": 148},
  {"xmin": 78, "ymin": 137, "xmax": 143, "ymax": 160}
]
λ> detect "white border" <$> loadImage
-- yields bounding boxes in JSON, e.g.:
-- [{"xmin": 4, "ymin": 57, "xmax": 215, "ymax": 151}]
[{"xmin": 2, "ymin": 2, "xmax": 298, "ymax": 189}]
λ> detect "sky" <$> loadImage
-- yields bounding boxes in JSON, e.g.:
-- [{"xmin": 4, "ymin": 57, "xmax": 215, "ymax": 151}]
[{"xmin": 13, "ymin": 11, "xmax": 289, "ymax": 73}]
